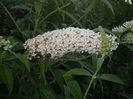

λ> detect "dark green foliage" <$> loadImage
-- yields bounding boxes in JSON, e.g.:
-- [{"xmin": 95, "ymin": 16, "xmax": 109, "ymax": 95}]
[{"xmin": 0, "ymin": 0, "xmax": 133, "ymax": 99}]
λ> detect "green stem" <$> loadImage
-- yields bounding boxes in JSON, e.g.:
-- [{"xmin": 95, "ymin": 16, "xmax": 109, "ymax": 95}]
[
  {"xmin": 83, "ymin": 55, "xmax": 105, "ymax": 99},
  {"xmin": 83, "ymin": 70, "xmax": 98, "ymax": 99}
]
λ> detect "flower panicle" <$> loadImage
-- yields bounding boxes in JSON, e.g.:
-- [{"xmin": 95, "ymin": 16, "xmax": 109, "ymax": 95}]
[
  {"xmin": 24, "ymin": 27, "xmax": 118, "ymax": 60},
  {"xmin": 112, "ymin": 20, "xmax": 133, "ymax": 34}
]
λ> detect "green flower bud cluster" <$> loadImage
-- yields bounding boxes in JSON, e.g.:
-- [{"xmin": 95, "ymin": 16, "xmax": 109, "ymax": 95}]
[
  {"xmin": 0, "ymin": 36, "xmax": 12, "ymax": 51},
  {"xmin": 98, "ymin": 26, "xmax": 118, "ymax": 55}
]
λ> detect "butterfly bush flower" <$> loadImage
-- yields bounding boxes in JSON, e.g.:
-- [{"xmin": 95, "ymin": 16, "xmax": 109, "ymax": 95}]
[
  {"xmin": 112, "ymin": 26, "xmax": 127, "ymax": 34},
  {"xmin": 112, "ymin": 20, "xmax": 133, "ymax": 34},
  {"xmin": 0, "ymin": 36, "xmax": 12, "ymax": 50},
  {"xmin": 112, "ymin": 20, "xmax": 133, "ymax": 43},
  {"xmin": 24, "ymin": 27, "xmax": 118, "ymax": 60},
  {"xmin": 123, "ymin": 20, "xmax": 133, "ymax": 29}
]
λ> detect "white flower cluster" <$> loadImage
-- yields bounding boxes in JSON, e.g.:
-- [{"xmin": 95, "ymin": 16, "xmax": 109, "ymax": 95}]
[
  {"xmin": 112, "ymin": 20, "xmax": 133, "ymax": 34},
  {"xmin": 122, "ymin": 33, "xmax": 133, "ymax": 43},
  {"xmin": 112, "ymin": 26, "xmax": 127, "ymax": 34},
  {"xmin": 0, "ymin": 36, "xmax": 12, "ymax": 51},
  {"xmin": 24, "ymin": 27, "xmax": 118, "ymax": 59},
  {"xmin": 123, "ymin": 20, "xmax": 133, "ymax": 29},
  {"xmin": 125, "ymin": 0, "xmax": 132, "ymax": 4}
]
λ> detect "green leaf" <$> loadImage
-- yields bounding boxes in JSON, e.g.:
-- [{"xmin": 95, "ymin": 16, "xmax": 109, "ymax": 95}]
[
  {"xmin": 0, "ymin": 65, "xmax": 13, "ymax": 94},
  {"xmin": 84, "ymin": 0, "xmax": 96, "ymax": 15},
  {"xmin": 64, "ymin": 86, "xmax": 72, "ymax": 99},
  {"xmin": 63, "ymin": 68, "xmax": 92, "ymax": 79},
  {"xmin": 97, "ymin": 74, "xmax": 124, "ymax": 85},
  {"xmin": 34, "ymin": 2, "xmax": 42, "ymax": 15},
  {"xmin": 11, "ymin": 5, "xmax": 32, "ymax": 11},
  {"xmin": 79, "ymin": 61, "xmax": 95, "ymax": 73},
  {"xmin": 41, "ymin": 89, "xmax": 56, "ymax": 99},
  {"xmin": 0, "ymin": 50, "xmax": 7, "ymax": 62},
  {"xmin": 96, "ymin": 56, "xmax": 105, "ymax": 70},
  {"xmin": 9, "ymin": 50, "xmax": 30, "ymax": 71},
  {"xmin": 37, "ymin": 58, "xmax": 47, "ymax": 86},
  {"xmin": 37, "ymin": 58, "xmax": 47, "ymax": 78},
  {"xmin": 92, "ymin": 55, "xmax": 97, "ymax": 68},
  {"xmin": 16, "ymin": 54, "xmax": 30, "ymax": 71},
  {"xmin": 119, "ymin": 93, "xmax": 133, "ymax": 99},
  {"xmin": 102, "ymin": 0, "xmax": 114, "ymax": 15},
  {"xmin": 52, "ymin": 69, "xmax": 64, "ymax": 91},
  {"xmin": 39, "ymin": 0, "xmax": 45, "ymax": 3},
  {"xmin": 67, "ymin": 80, "xmax": 82, "ymax": 99},
  {"xmin": 126, "ymin": 45, "xmax": 133, "ymax": 51},
  {"xmin": 59, "ymin": 9, "xmax": 83, "ymax": 28}
]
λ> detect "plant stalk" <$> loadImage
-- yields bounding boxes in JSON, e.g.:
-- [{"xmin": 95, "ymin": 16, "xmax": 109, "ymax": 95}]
[
  {"xmin": 32, "ymin": 18, "xmax": 40, "ymax": 37},
  {"xmin": 83, "ymin": 71, "xmax": 98, "ymax": 99},
  {"xmin": 83, "ymin": 55, "xmax": 105, "ymax": 99}
]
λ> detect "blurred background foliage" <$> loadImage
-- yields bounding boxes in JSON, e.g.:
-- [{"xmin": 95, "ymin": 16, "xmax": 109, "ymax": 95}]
[{"xmin": 0, "ymin": 0, "xmax": 133, "ymax": 99}]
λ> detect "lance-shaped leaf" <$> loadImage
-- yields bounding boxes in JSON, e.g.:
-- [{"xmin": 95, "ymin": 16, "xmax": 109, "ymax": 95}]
[
  {"xmin": 63, "ymin": 68, "xmax": 92, "ymax": 80},
  {"xmin": 97, "ymin": 74, "xmax": 125, "ymax": 85}
]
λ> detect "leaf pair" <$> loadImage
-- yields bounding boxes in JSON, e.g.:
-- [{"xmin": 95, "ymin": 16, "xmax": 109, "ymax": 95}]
[{"xmin": 64, "ymin": 68, "xmax": 124, "ymax": 85}]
